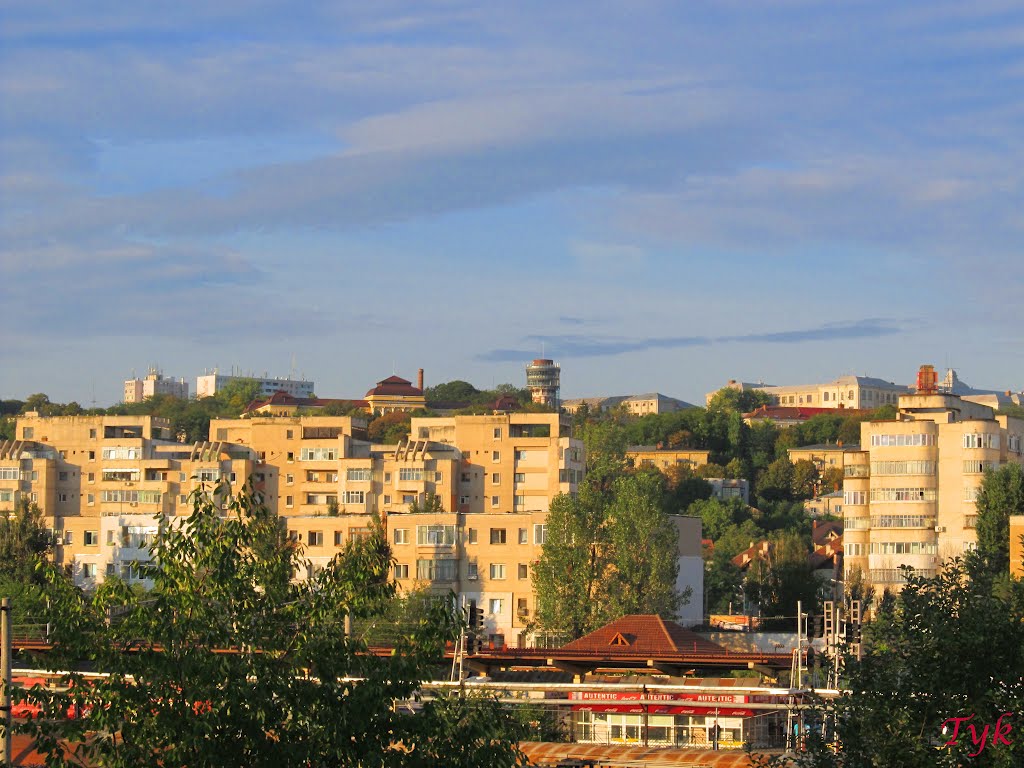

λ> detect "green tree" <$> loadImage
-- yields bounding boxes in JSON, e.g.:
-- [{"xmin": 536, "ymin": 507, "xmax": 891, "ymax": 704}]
[
  {"xmin": 975, "ymin": 464, "xmax": 1024, "ymax": 576},
  {"xmin": 791, "ymin": 459, "xmax": 819, "ymax": 500},
  {"xmin": 424, "ymin": 380, "xmax": 480, "ymax": 403},
  {"xmin": 778, "ymin": 559, "xmax": 1024, "ymax": 767},
  {"xmin": 0, "ymin": 498, "xmax": 51, "ymax": 584},
  {"xmin": 757, "ymin": 457, "xmax": 795, "ymax": 502},
  {"xmin": 16, "ymin": 484, "xmax": 526, "ymax": 767},
  {"xmin": 820, "ymin": 466, "xmax": 844, "ymax": 493},
  {"xmin": 532, "ymin": 484, "xmax": 611, "ymax": 640},
  {"xmin": 408, "ymin": 492, "xmax": 445, "ymax": 514},
  {"xmin": 743, "ymin": 530, "xmax": 816, "ymax": 621},
  {"xmin": 706, "ymin": 387, "xmax": 771, "ymax": 414},
  {"xmin": 604, "ymin": 472, "xmax": 682, "ymax": 618},
  {"xmin": 215, "ymin": 377, "xmax": 263, "ymax": 413},
  {"xmin": 367, "ymin": 411, "xmax": 412, "ymax": 443}
]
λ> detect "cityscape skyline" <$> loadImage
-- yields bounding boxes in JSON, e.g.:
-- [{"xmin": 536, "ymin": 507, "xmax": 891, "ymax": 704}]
[{"xmin": 2, "ymin": 2, "xmax": 1022, "ymax": 406}]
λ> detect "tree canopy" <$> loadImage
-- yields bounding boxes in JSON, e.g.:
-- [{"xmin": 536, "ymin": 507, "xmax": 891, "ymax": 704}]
[
  {"xmin": 975, "ymin": 464, "xmax": 1024, "ymax": 576},
  {"xmin": 532, "ymin": 469, "xmax": 682, "ymax": 639},
  {"xmin": 15, "ymin": 484, "xmax": 527, "ymax": 767},
  {"xmin": 772, "ymin": 558, "xmax": 1024, "ymax": 767}
]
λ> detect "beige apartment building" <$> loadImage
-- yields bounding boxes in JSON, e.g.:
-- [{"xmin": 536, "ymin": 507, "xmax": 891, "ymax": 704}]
[
  {"xmin": 1, "ymin": 411, "xmax": 588, "ymax": 644},
  {"xmin": 707, "ymin": 375, "xmax": 910, "ymax": 409},
  {"xmin": 123, "ymin": 367, "xmax": 189, "ymax": 403},
  {"xmin": 1, "ymin": 413, "xmax": 259, "ymax": 587},
  {"xmin": 843, "ymin": 392, "xmax": 1024, "ymax": 595},
  {"xmin": 626, "ymin": 447, "xmax": 710, "ymax": 472}
]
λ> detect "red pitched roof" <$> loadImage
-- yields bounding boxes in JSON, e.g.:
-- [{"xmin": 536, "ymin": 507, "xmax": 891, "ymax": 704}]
[
  {"xmin": 365, "ymin": 375, "xmax": 424, "ymax": 398},
  {"xmin": 561, "ymin": 615, "xmax": 726, "ymax": 655}
]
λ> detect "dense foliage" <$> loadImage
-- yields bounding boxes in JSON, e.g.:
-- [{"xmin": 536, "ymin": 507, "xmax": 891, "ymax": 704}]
[
  {"xmin": 13, "ymin": 484, "xmax": 527, "ymax": 767},
  {"xmin": 760, "ymin": 557, "xmax": 1024, "ymax": 768}
]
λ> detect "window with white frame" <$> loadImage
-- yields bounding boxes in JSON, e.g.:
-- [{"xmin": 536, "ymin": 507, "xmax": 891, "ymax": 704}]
[
  {"xmin": 393, "ymin": 528, "xmax": 409, "ymax": 545},
  {"xmin": 417, "ymin": 525, "xmax": 457, "ymax": 546},
  {"xmin": 300, "ymin": 447, "xmax": 337, "ymax": 461},
  {"xmin": 490, "ymin": 563, "xmax": 506, "ymax": 580},
  {"xmin": 347, "ymin": 468, "xmax": 371, "ymax": 481},
  {"xmin": 489, "ymin": 598, "xmax": 503, "ymax": 614},
  {"xmin": 467, "ymin": 562, "xmax": 478, "ymax": 580},
  {"xmin": 416, "ymin": 559, "xmax": 457, "ymax": 581},
  {"xmin": 394, "ymin": 563, "xmax": 409, "ymax": 579},
  {"xmin": 534, "ymin": 524, "xmax": 547, "ymax": 545}
]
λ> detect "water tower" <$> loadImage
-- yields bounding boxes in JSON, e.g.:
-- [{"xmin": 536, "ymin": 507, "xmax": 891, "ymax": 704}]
[{"xmin": 526, "ymin": 359, "xmax": 561, "ymax": 408}]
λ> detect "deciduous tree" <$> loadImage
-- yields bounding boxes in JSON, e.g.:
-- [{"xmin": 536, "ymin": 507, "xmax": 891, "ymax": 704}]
[
  {"xmin": 15, "ymin": 484, "xmax": 527, "ymax": 767},
  {"xmin": 975, "ymin": 464, "xmax": 1024, "ymax": 576}
]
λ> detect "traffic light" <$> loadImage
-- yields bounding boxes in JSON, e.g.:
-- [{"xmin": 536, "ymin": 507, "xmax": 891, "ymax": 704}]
[
  {"xmin": 813, "ymin": 613, "xmax": 823, "ymax": 638},
  {"xmin": 467, "ymin": 600, "xmax": 484, "ymax": 631},
  {"xmin": 465, "ymin": 634, "xmax": 477, "ymax": 655}
]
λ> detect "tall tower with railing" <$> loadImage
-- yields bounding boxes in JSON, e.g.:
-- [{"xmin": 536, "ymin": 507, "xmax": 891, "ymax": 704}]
[{"xmin": 526, "ymin": 359, "xmax": 561, "ymax": 409}]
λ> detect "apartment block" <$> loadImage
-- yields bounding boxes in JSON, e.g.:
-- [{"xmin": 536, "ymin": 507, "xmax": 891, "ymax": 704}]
[
  {"xmin": 2, "ymin": 413, "xmax": 258, "ymax": 587},
  {"xmin": 123, "ymin": 367, "xmax": 189, "ymax": 403},
  {"xmin": 196, "ymin": 372, "xmax": 314, "ymax": 399},
  {"xmin": 3, "ymin": 411, "xmax": 588, "ymax": 644},
  {"xmin": 843, "ymin": 391, "xmax": 1024, "ymax": 594}
]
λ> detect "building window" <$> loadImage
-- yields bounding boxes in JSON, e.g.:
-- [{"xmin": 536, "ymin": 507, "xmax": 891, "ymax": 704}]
[
  {"xmin": 489, "ymin": 598, "xmax": 503, "ymax": 614},
  {"xmin": 87, "ymin": 494, "xmax": 94, "ymax": 506},
  {"xmin": 416, "ymin": 559, "xmax": 457, "ymax": 581},
  {"xmin": 468, "ymin": 528, "xmax": 478, "ymax": 544},
  {"xmin": 491, "ymin": 473, "xmax": 500, "ymax": 484},
  {"xmin": 82, "ymin": 563, "xmax": 97, "ymax": 579},
  {"xmin": 286, "ymin": 430, "xmax": 294, "ymax": 440},
  {"xmin": 514, "ymin": 473, "xmax": 525, "ymax": 483},
  {"xmin": 518, "ymin": 528, "xmax": 527, "ymax": 544},
  {"xmin": 384, "ymin": 495, "xmax": 392, "ymax": 505},
  {"xmin": 490, "ymin": 528, "xmax": 507, "ymax": 544},
  {"xmin": 345, "ymin": 491, "xmax": 365, "ymax": 504},
  {"xmin": 22, "ymin": 427, "xmax": 33, "ymax": 439},
  {"xmin": 490, "ymin": 563, "xmax": 506, "ymax": 580},
  {"xmin": 84, "ymin": 531, "xmax": 98, "ymax": 546},
  {"xmin": 417, "ymin": 525, "xmax": 457, "ymax": 546},
  {"xmin": 399, "ymin": 468, "xmax": 424, "ymax": 482},
  {"xmin": 493, "ymin": 428, "xmax": 502, "ymax": 439},
  {"xmin": 534, "ymin": 524, "xmax": 547, "ymax": 545},
  {"xmin": 58, "ymin": 493, "xmax": 69, "ymax": 503},
  {"xmin": 467, "ymin": 562, "xmax": 479, "ymax": 580},
  {"xmin": 517, "ymin": 598, "xmax": 529, "ymax": 616},
  {"xmin": 459, "ymin": 495, "xmax": 470, "ymax": 505},
  {"xmin": 334, "ymin": 531, "xmax": 343, "ymax": 546},
  {"xmin": 308, "ymin": 531, "xmax": 323, "ymax": 547},
  {"xmin": 491, "ymin": 495, "xmax": 499, "ymax": 508},
  {"xmin": 286, "ymin": 496, "xmax": 294, "ymax": 508},
  {"xmin": 518, "ymin": 563, "xmax": 528, "ymax": 579},
  {"xmin": 347, "ymin": 468, "xmax": 371, "ymax": 481},
  {"xmin": 394, "ymin": 563, "xmax": 409, "ymax": 579},
  {"xmin": 393, "ymin": 528, "xmax": 409, "ymax": 545},
  {"xmin": 492, "ymin": 451, "xmax": 500, "ymax": 463}
]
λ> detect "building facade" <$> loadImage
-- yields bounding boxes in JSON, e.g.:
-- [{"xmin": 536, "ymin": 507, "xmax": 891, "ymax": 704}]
[
  {"xmin": 123, "ymin": 367, "xmax": 189, "ymax": 403},
  {"xmin": 708, "ymin": 375, "xmax": 910, "ymax": 409},
  {"xmin": 196, "ymin": 372, "xmax": 315, "ymax": 400},
  {"xmin": 843, "ymin": 392, "xmax": 1024, "ymax": 594},
  {"xmin": 2, "ymin": 411, "xmax": 595, "ymax": 643}
]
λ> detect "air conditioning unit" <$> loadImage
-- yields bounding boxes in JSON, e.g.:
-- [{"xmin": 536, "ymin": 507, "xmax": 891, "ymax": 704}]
[
  {"xmin": 130, "ymin": 502, "xmax": 139, "ymax": 507},
  {"xmin": 935, "ymin": 526, "xmax": 946, "ymax": 533}
]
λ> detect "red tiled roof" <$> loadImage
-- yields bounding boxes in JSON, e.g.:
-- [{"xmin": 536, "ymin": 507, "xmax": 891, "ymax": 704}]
[
  {"xmin": 520, "ymin": 741, "xmax": 778, "ymax": 766},
  {"xmin": 365, "ymin": 375, "xmax": 424, "ymax": 398},
  {"xmin": 561, "ymin": 615, "xmax": 726, "ymax": 656},
  {"xmin": 811, "ymin": 520, "xmax": 843, "ymax": 547}
]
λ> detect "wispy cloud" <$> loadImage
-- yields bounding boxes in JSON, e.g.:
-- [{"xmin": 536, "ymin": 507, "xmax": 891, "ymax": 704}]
[{"xmin": 477, "ymin": 319, "xmax": 902, "ymax": 362}]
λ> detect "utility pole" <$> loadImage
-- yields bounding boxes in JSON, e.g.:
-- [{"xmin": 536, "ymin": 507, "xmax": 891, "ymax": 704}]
[{"xmin": 2, "ymin": 597, "xmax": 12, "ymax": 767}]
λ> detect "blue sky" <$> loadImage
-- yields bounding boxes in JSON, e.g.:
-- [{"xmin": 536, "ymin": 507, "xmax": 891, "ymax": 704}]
[{"xmin": 1, "ymin": 1, "xmax": 1022, "ymax": 406}]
